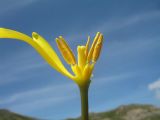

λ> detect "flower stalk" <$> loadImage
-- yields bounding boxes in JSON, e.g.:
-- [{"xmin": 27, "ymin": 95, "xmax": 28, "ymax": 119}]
[{"xmin": 79, "ymin": 82, "xmax": 90, "ymax": 120}]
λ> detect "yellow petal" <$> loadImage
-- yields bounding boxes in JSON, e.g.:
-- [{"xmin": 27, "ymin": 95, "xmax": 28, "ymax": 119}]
[
  {"xmin": 82, "ymin": 64, "xmax": 91, "ymax": 81},
  {"xmin": 71, "ymin": 64, "xmax": 82, "ymax": 77},
  {"xmin": 0, "ymin": 28, "xmax": 74, "ymax": 79},
  {"xmin": 81, "ymin": 64, "xmax": 94, "ymax": 85}
]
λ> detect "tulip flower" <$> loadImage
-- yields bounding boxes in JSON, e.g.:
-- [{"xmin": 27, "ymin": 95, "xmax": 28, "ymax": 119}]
[{"xmin": 0, "ymin": 28, "xmax": 103, "ymax": 120}]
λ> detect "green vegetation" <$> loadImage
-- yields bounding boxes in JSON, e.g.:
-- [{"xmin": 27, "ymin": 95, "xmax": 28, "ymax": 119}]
[
  {"xmin": 0, "ymin": 104, "xmax": 160, "ymax": 120},
  {"xmin": 0, "ymin": 109, "xmax": 36, "ymax": 120},
  {"xmin": 67, "ymin": 104, "xmax": 160, "ymax": 120}
]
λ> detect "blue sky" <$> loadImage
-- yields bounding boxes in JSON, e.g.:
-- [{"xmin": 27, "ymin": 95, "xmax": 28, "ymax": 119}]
[{"xmin": 0, "ymin": 0, "xmax": 160, "ymax": 119}]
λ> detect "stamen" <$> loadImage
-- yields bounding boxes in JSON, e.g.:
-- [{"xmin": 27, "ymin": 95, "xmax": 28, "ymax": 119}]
[
  {"xmin": 77, "ymin": 46, "xmax": 87, "ymax": 70},
  {"xmin": 92, "ymin": 34, "xmax": 103, "ymax": 62},
  {"xmin": 87, "ymin": 32, "xmax": 100, "ymax": 63},
  {"xmin": 85, "ymin": 36, "xmax": 90, "ymax": 56},
  {"xmin": 56, "ymin": 37, "xmax": 76, "ymax": 65}
]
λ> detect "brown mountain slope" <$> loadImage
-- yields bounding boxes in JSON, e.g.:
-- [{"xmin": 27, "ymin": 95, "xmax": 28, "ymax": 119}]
[
  {"xmin": 0, "ymin": 104, "xmax": 160, "ymax": 120},
  {"xmin": 67, "ymin": 104, "xmax": 160, "ymax": 120},
  {"xmin": 0, "ymin": 109, "xmax": 36, "ymax": 120}
]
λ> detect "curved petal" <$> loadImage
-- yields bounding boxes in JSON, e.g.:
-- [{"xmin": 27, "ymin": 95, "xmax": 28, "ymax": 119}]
[{"xmin": 0, "ymin": 28, "xmax": 74, "ymax": 79}]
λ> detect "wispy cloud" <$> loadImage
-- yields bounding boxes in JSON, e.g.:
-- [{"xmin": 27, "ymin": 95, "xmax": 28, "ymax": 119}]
[
  {"xmin": 1, "ymin": 72, "xmax": 135, "ymax": 115},
  {"xmin": 0, "ymin": 0, "xmax": 38, "ymax": 16},
  {"xmin": 0, "ymin": 82, "xmax": 76, "ymax": 111},
  {"xmin": 96, "ymin": 10, "xmax": 160, "ymax": 34},
  {"xmin": 0, "ymin": 47, "xmax": 48, "ymax": 85},
  {"xmin": 93, "ymin": 72, "xmax": 136, "ymax": 85},
  {"xmin": 63, "ymin": 10, "xmax": 160, "ymax": 46},
  {"xmin": 149, "ymin": 78, "xmax": 160, "ymax": 99}
]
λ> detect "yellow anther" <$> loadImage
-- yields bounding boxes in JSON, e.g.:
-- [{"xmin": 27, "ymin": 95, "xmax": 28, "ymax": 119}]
[
  {"xmin": 87, "ymin": 32, "xmax": 100, "ymax": 63},
  {"xmin": 92, "ymin": 34, "xmax": 103, "ymax": 62},
  {"xmin": 56, "ymin": 37, "xmax": 76, "ymax": 65},
  {"xmin": 77, "ymin": 46, "xmax": 87, "ymax": 70},
  {"xmin": 85, "ymin": 36, "xmax": 90, "ymax": 56}
]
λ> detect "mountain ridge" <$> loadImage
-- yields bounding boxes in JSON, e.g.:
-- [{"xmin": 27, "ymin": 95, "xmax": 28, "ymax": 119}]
[
  {"xmin": 0, "ymin": 104, "xmax": 160, "ymax": 120},
  {"xmin": 0, "ymin": 109, "xmax": 36, "ymax": 120},
  {"xmin": 67, "ymin": 104, "xmax": 160, "ymax": 120}
]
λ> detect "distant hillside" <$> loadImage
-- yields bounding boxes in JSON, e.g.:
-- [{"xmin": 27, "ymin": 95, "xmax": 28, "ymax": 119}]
[
  {"xmin": 0, "ymin": 104, "xmax": 160, "ymax": 120},
  {"xmin": 67, "ymin": 104, "xmax": 160, "ymax": 120},
  {"xmin": 0, "ymin": 109, "xmax": 36, "ymax": 120}
]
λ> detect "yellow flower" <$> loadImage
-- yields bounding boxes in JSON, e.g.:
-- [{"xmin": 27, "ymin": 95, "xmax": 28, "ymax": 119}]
[{"xmin": 0, "ymin": 28, "xmax": 103, "ymax": 86}]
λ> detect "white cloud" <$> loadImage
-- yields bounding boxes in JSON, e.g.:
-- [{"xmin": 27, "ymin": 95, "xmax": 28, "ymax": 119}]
[
  {"xmin": 148, "ymin": 78, "xmax": 160, "ymax": 99},
  {"xmin": 149, "ymin": 79, "xmax": 160, "ymax": 90}
]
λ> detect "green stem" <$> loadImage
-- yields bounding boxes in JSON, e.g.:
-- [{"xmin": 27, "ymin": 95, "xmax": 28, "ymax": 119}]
[{"xmin": 79, "ymin": 83, "xmax": 90, "ymax": 120}]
